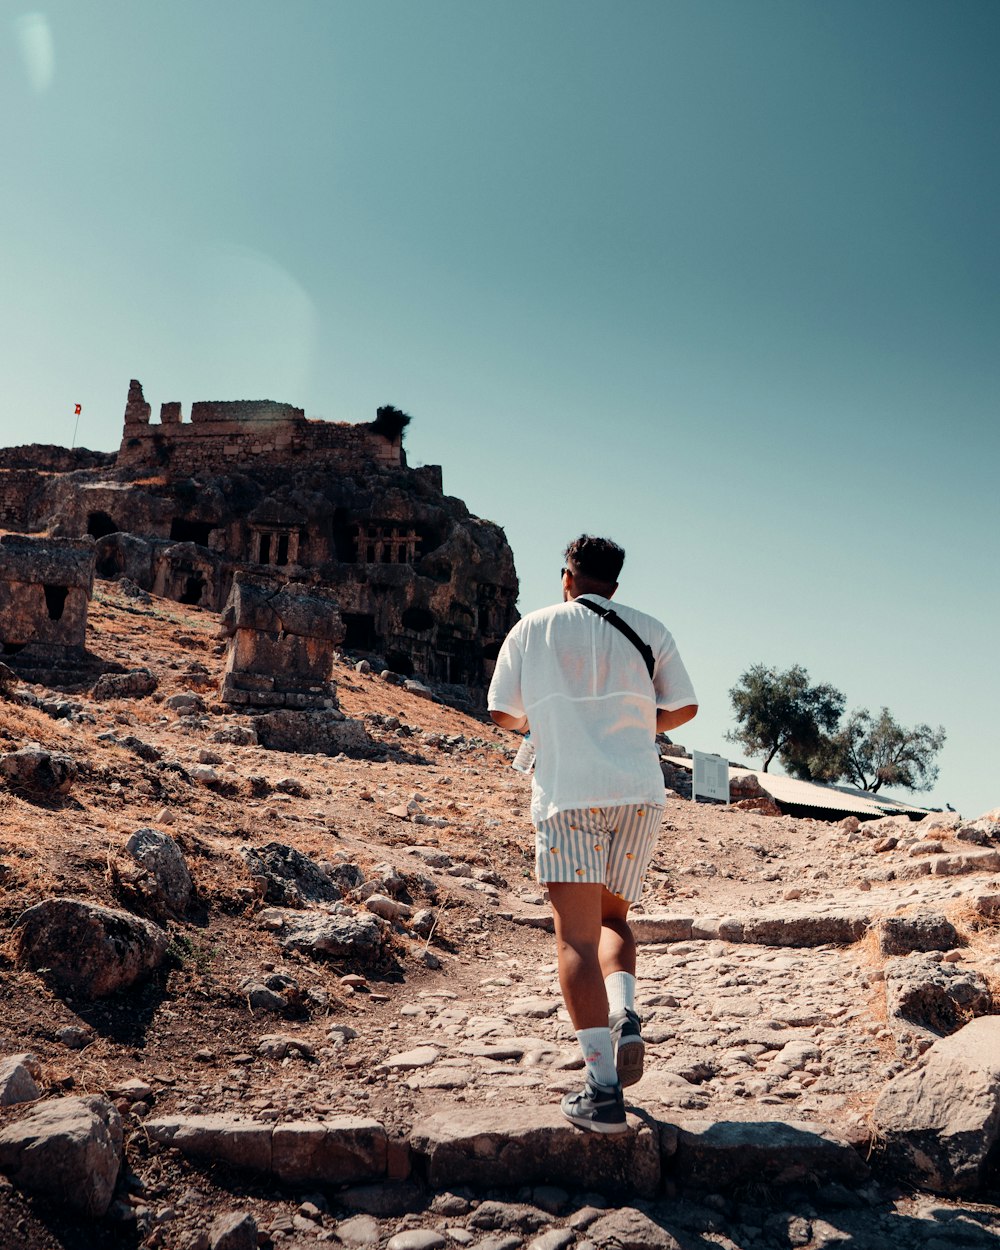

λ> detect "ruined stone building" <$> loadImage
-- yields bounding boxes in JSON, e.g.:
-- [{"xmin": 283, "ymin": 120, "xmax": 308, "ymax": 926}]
[
  {"xmin": 0, "ymin": 535, "xmax": 96, "ymax": 683},
  {"xmin": 0, "ymin": 381, "xmax": 518, "ymax": 691}
]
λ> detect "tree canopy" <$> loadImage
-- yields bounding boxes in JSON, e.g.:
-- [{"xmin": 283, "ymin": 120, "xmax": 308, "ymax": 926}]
[
  {"xmin": 726, "ymin": 664, "xmax": 844, "ymax": 774},
  {"xmin": 833, "ymin": 707, "xmax": 946, "ymax": 794},
  {"xmin": 371, "ymin": 405, "xmax": 412, "ymax": 442},
  {"xmin": 727, "ymin": 665, "xmax": 946, "ymax": 795}
]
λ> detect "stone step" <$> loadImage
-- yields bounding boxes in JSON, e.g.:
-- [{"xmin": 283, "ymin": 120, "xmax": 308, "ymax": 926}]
[{"xmin": 142, "ymin": 1106, "xmax": 868, "ymax": 1200}]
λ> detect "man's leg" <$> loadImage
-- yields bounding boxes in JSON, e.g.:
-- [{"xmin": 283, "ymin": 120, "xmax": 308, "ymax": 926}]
[
  {"xmin": 548, "ymin": 881, "xmax": 608, "ymax": 1030},
  {"xmin": 599, "ymin": 887, "xmax": 635, "ymax": 980},
  {"xmin": 548, "ymin": 880, "xmax": 626, "ymax": 1132}
]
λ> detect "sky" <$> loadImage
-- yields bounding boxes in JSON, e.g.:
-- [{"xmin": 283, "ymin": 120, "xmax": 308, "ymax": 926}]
[{"xmin": 2, "ymin": 1, "xmax": 998, "ymax": 818}]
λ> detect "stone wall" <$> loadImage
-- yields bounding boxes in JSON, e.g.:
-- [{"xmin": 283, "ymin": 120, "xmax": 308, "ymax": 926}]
[
  {"xmin": 0, "ymin": 470, "xmax": 46, "ymax": 531},
  {"xmin": 116, "ymin": 381, "xmax": 402, "ymax": 475}
]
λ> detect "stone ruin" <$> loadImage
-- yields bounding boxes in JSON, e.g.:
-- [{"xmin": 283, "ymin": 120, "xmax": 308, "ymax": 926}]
[
  {"xmin": 219, "ymin": 573, "xmax": 343, "ymax": 709},
  {"xmin": 0, "ymin": 380, "xmax": 519, "ymax": 695},
  {"xmin": 0, "ymin": 535, "xmax": 96, "ymax": 683}
]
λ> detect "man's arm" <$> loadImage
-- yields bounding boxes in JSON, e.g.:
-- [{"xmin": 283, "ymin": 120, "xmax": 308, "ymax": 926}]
[
  {"xmin": 656, "ymin": 704, "xmax": 698, "ymax": 733},
  {"xmin": 491, "ymin": 710, "xmax": 529, "ymax": 733}
]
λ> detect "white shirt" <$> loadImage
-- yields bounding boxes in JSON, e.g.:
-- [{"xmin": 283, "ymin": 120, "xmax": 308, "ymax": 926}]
[{"xmin": 487, "ymin": 594, "xmax": 697, "ymax": 824}]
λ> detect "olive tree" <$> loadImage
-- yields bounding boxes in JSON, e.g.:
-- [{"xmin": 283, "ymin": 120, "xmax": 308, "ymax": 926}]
[
  {"xmin": 726, "ymin": 664, "xmax": 845, "ymax": 774},
  {"xmin": 834, "ymin": 707, "xmax": 946, "ymax": 793}
]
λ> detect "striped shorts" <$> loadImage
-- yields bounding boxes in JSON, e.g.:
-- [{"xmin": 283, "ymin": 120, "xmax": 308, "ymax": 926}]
[{"xmin": 534, "ymin": 803, "xmax": 664, "ymax": 902}]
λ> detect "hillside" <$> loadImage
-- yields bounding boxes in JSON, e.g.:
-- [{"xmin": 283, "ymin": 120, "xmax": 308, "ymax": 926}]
[{"xmin": 1, "ymin": 582, "xmax": 1000, "ymax": 1249}]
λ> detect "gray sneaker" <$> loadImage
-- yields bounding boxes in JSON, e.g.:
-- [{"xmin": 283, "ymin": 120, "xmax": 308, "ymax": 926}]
[
  {"xmin": 610, "ymin": 1007, "xmax": 645, "ymax": 1087},
  {"xmin": 560, "ymin": 1078, "xmax": 627, "ymax": 1134}
]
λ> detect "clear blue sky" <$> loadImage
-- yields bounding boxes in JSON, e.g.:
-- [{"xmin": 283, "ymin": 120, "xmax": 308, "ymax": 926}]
[{"xmin": 3, "ymin": 2, "xmax": 997, "ymax": 817}]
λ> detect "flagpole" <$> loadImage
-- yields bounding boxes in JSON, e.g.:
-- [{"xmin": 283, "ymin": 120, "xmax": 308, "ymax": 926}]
[{"xmin": 71, "ymin": 404, "xmax": 81, "ymax": 449}]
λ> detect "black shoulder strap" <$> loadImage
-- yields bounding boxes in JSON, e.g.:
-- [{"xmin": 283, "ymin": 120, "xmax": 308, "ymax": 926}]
[{"xmin": 577, "ymin": 598, "xmax": 655, "ymax": 680}]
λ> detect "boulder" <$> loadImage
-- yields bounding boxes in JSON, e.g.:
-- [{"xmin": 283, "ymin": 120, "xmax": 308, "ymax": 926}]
[
  {"xmin": 14, "ymin": 898, "xmax": 169, "ymax": 998},
  {"xmin": 111, "ymin": 827, "xmax": 194, "ymax": 920},
  {"xmin": 872, "ymin": 1016, "xmax": 1000, "ymax": 1194},
  {"xmin": 263, "ymin": 910, "xmax": 386, "ymax": 964},
  {"xmin": 92, "ymin": 667, "xmax": 158, "ymax": 700},
  {"xmin": 409, "ymin": 1104, "xmax": 660, "ymax": 1198},
  {"xmin": 240, "ymin": 842, "xmax": 341, "ymax": 908},
  {"xmin": 0, "ymin": 1054, "xmax": 41, "ymax": 1107},
  {"xmin": 876, "ymin": 913, "xmax": 960, "ymax": 957},
  {"xmin": 586, "ymin": 1208, "xmax": 683, "ymax": 1249},
  {"xmin": 166, "ymin": 691, "xmax": 206, "ymax": 716},
  {"xmin": 0, "ymin": 1095, "xmax": 123, "ymax": 1216},
  {"xmin": 885, "ymin": 953, "xmax": 991, "ymax": 1036},
  {"xmin": 919, "ymin": 811, "xmax": 963, "ymax": 833},
  {"xmin": 254, "ymin": 709, "xmax": 372, "ymax": 756},
  {"xmin": 728, "ymin": 774, "xmax": 767, "ymax": 800},
  {"xmin": 209, "ymin": 1212, "xmax": 259, "ymax": 1250},
  {"xmin": 0, "ymin": 747, "xmax": 77, "ymax": 797}
]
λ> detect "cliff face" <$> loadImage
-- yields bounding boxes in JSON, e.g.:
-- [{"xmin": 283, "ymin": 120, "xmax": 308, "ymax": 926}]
[{"xmin": 0, "ymin": 381, "xmax": 518, "ymax": 691}]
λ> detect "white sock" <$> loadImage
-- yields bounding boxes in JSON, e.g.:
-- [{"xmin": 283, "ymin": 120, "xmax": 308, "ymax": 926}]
[
  {"xmin": 576, "ymin": 1027, "xmax": 618, "ymax": 1088},
  {"xmin": 606, "ymin": 971, "xmax": 636, "ymax": 1016}
]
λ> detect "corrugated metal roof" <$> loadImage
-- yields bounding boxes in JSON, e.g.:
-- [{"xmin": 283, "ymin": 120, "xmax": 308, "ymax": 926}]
[
  {"xmin": 661, "ymin": 753, "xmax": 930, "ymax": 818},
  {"xmin": 732, "ymin": 769, "xmax": 889, "ymax": 816}
]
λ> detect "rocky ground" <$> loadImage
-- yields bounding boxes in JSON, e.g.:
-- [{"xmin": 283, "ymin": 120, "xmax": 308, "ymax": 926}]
[{"xmin": 1, "ymin": 581, "xmax": 1000, "ymax": 1250}]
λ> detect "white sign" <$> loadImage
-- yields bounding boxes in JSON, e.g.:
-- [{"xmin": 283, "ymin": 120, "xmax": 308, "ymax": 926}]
[{"xmin": 692, "ymin": 751, "xmax": 730, "ymax": 803}]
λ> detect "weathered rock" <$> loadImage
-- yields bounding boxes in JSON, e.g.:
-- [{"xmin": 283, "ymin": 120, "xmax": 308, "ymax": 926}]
[
  {"xmin": 919, "ymin": 811, "xmax": 963, "ymax": 833},
  {"xmin": 379, "ymin": 1046, "xmax": 440, "ymax": 1072},
  {"xmin": 631, "ymin": 915, "xmax": 695, "ymax": 943},
  {"xmin": 111, "ymin": 826, "xmax": 194, "ymax": 920},
  {"xmin": 336, "ymin": 1214, "xmax": 382, "ymax": 1246},
  {"xmin": 732, "ymin": 909, "xmax": 870, "ymax": 947},
  {"xmin": 241, "ymin": 842, "xmax": 341, "ymax": 907},
  {"xmin": 0, "ymin": 1095, "xmax": 123, "ymax": 1216},
  {"xmin": 92, "ymin": 667, "xmax": 158, "ymax": 700},
  {"xmin": 115, "ymin": 733, "xmax": 162, "ymax": 762},
  {"xmin": 930, "ymin": 849, "xmax": 1000, "ymax": 875},
  {"xmin": 877, "ymin": 912, "xmax": 961, "ymax": 956},
  {"xmin": 144, "ymin": 1115, "xmax": 387, "ymax": 1184},
  {"xmin": 263, "ymin": 910, "xmax": 386, "ymax": 963},
  {"xmin": 585, "ymin": 1208, "xmax": 683, "ymax": 1249},
  {"xmin": 254, "ymin": 709, "xmax": 372, "ymax": 756},
  {"xmin": 14, "ymin": 898, "xmax": 169, "ymax": 998},
  {"xmin": 885, "ymin": 953, "xmax": 991, "ymax": 1036},
  {"xmin": 166, "ymin": 691, "xmax": 206, "ymax": 715},
  {"xmin": 209, "ymin": 1211, "xmax": 258, "ymax": 1250},
  {"xmin": 872, "ymin": 1016, "xmax": 1000, "ymax": 1194},
  {"xmin": 365, "ymin": 893, "xmax": 412, "ymax": 921},
  {"xmin": 256, "ymin": 1034, "xmax": 314, "ymax": 1061},
  {"xmin": 409, "ymin": 1105, "xmax": 660, "ymax": 1197},
  {"xmin": 467, "ymin": 1201, "xmax": 554, "ymax": 1232},
  {"xmin": 671, "ymin": 1120, "xmax": 868, "ymax": 1190},
  {"xmin": 0, "ymin": 747, "xmax": 77, "ymax": 797},
  {"xmin": 0, "ymin": 1054, "xmax": 41, "ymax": 1107}
]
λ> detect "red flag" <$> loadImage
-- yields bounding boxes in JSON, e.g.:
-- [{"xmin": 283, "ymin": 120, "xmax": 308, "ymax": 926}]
[{"xmin": 74, "ymin": 403, "xmax": 81, "ymax": 415}]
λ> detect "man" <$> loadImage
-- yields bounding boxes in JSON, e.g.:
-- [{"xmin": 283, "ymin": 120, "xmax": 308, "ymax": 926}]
[{"xmin": 488, "ymin": 536, "xmax": 697, "ymax": 1133}]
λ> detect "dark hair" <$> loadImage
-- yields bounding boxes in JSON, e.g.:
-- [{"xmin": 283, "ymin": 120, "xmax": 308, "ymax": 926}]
[{"xmin": 564, "ymin": 535, "xmax": 625, "ymax": 584}]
